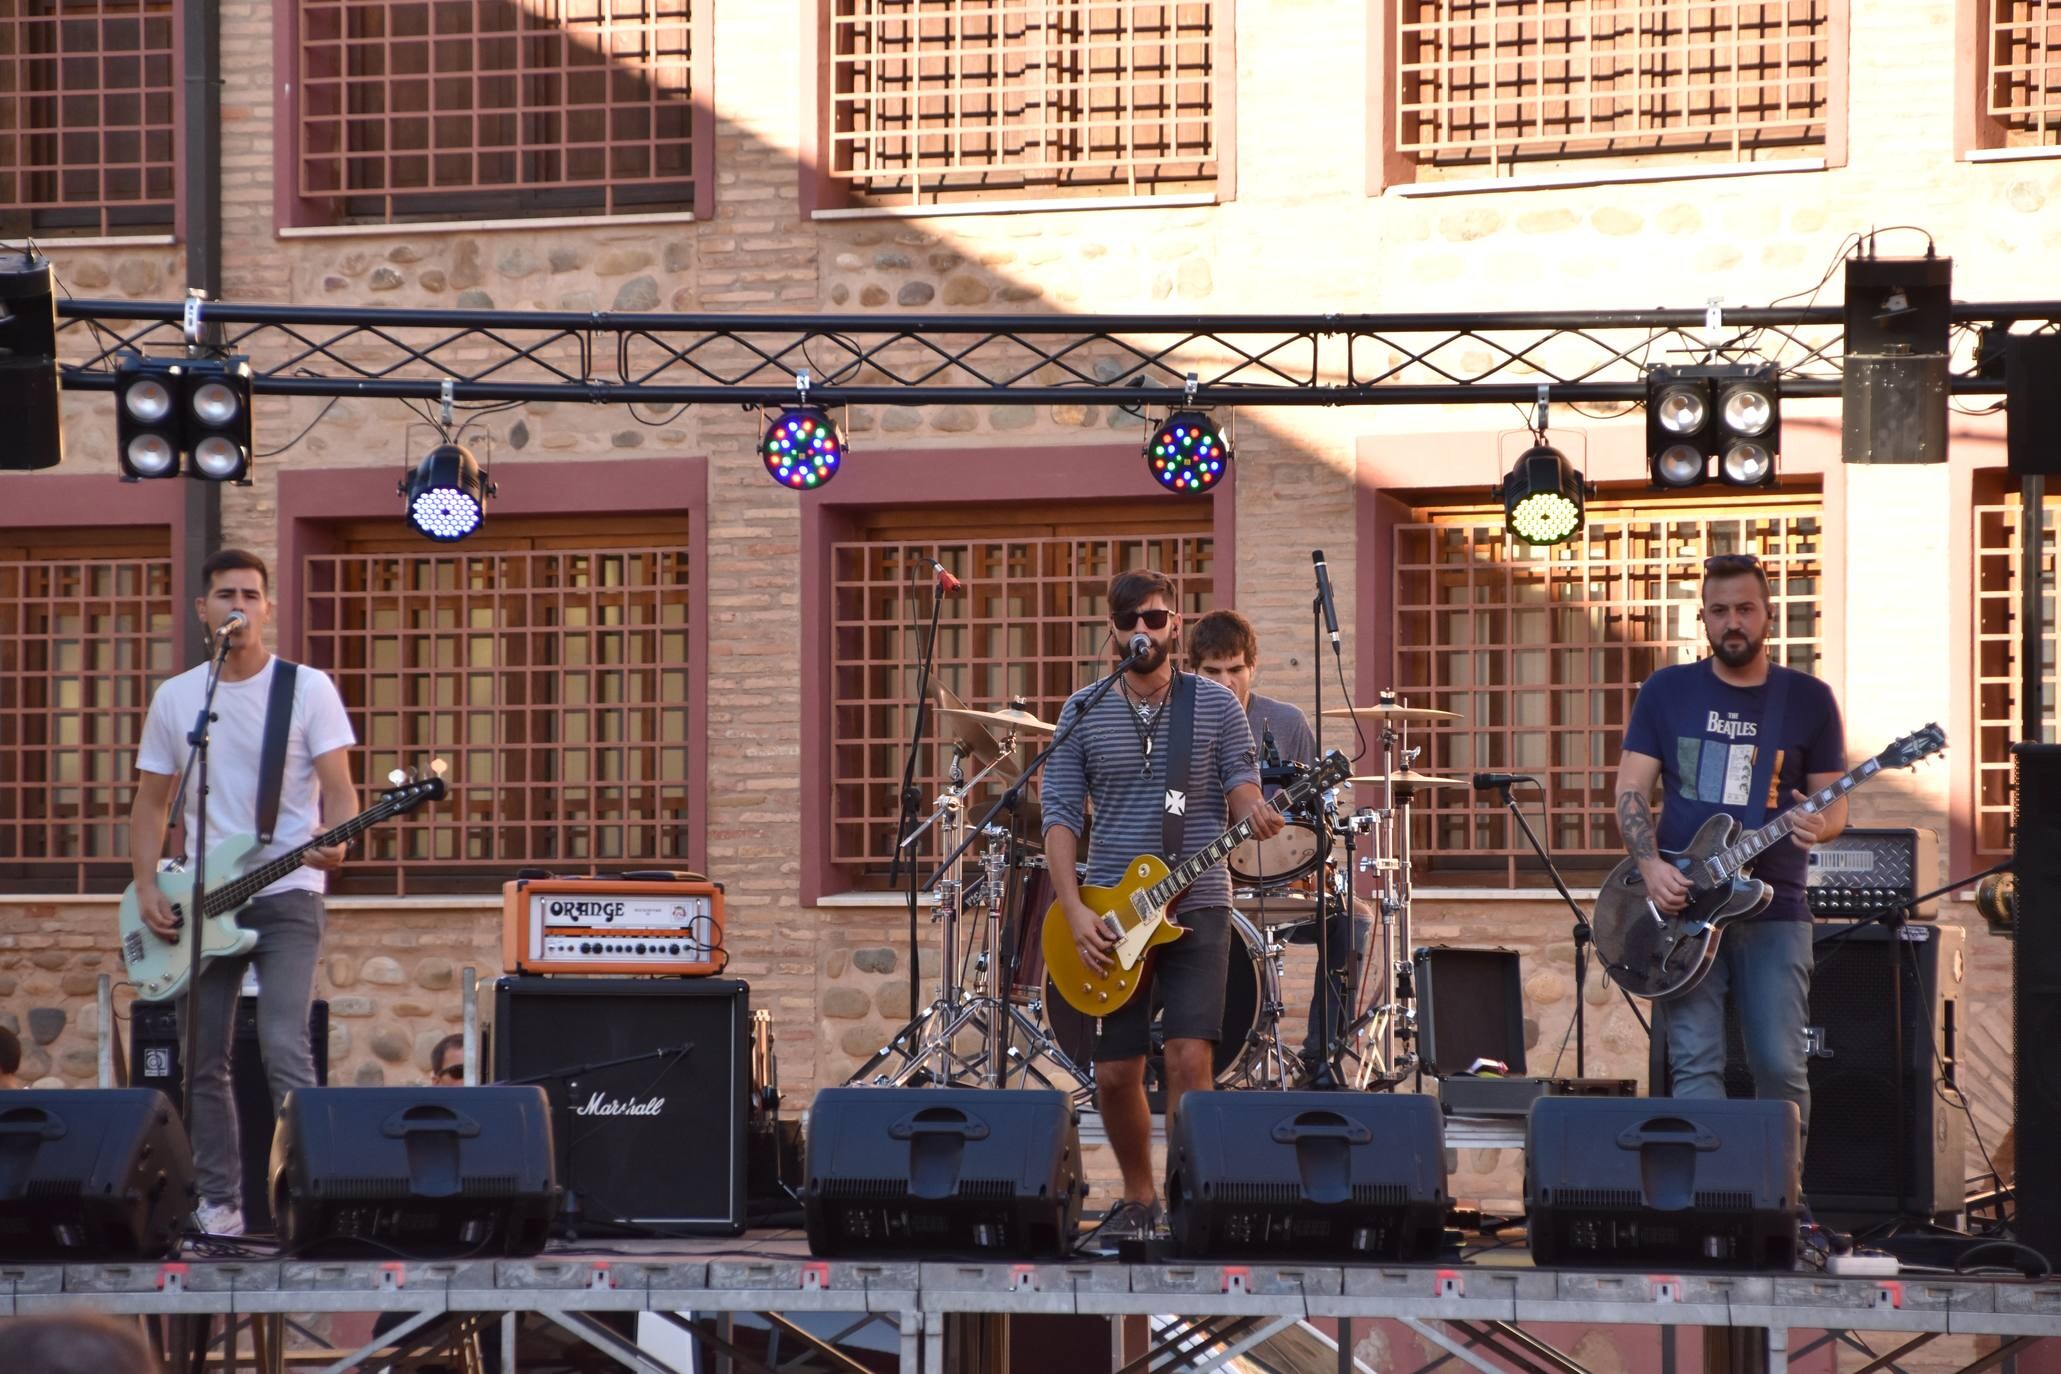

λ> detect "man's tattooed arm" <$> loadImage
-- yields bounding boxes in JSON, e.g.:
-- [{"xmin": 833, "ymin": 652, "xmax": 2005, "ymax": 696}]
[{"xmin": 1616, "ymin": 791, "xmax": 1659, "ymax": 862}]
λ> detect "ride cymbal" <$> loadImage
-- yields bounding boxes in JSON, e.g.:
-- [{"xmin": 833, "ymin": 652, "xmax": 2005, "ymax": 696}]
[{"xmin": 1321, "ymin": 703, "xmax": 1461, "ymax": 722}]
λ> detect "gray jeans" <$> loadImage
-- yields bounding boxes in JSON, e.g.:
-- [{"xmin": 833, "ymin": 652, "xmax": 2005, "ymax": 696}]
[
  {"xmin": 1663, "ymin": 917, "xmax": 1814, "ymax": 1146},
  {"xmin": 175, "ymin": 889, "xmax": 326, "ymax": 1207}
]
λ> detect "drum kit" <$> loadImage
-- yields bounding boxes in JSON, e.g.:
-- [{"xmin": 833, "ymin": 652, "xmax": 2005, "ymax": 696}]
[{"xmin": 850, "ymin": 683, "xmax": 1469, "ymax": 1101}]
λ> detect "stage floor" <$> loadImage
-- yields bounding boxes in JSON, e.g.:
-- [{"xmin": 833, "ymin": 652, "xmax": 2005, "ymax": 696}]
[{"xmin": 4, "ymin": 1228, "xmax": 2059, "ymax": 1373}]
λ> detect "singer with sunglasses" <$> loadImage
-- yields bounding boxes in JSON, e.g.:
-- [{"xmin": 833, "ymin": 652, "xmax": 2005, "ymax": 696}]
[
  {"xmin": 1614, "ymin": 552, "xmax": 1846, "ymax": 1169},
  {"xmin": 1040, "ymin": 570, "xmax": 1285, "ymax": 1247}
]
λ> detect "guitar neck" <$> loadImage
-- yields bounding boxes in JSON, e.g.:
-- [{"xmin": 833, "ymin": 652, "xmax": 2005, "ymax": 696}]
[
  {"xmin": 1708, "ymin": 758, "xmax": 1880, "ymax": 880},
  {"xmin": 1148, "ymin": 774, "xmax": 1328, "ymax": 908},
  {"xmin": 200, "ymin": 801, "xmax": 398, "ymax": 916}
]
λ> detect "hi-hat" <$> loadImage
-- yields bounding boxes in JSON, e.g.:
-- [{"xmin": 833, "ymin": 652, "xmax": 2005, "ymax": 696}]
[
  {"xmin": 1322, "ymin": 703, "xmax": 1461, "ymax": 723},
  {"xmin": 1346, "ymin": 771, "xmax": 1471, "ymax": 790},
  {"xmin": 940, "ymin": 704, "xmax": 1056, "ymax": 736},
  {"xmin": 934, "ymin": 685, "xmax": 1022, "ymax": 783}
]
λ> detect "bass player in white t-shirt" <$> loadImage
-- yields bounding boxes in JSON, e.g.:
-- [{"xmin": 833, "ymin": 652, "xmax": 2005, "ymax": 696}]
[{"xmin": 128, "ymin": 549, "xmax": 358, "ymax": 1238}]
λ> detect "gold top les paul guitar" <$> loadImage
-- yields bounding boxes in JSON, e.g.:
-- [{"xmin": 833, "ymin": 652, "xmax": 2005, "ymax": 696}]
[{"xmin": 1041, "ymin": 750, "xmax": 1352, "ymax": 1017}]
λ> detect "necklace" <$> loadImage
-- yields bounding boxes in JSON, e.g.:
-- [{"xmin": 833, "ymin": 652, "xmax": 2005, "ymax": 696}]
[{"xmin": 1121, "ymin": 675, "xmax": 1172, "ymax": 777}]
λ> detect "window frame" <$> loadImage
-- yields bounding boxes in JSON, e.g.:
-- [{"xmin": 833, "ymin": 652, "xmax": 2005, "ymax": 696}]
[
  {"xmin": 276, "ymin": 458, "xmax": 709, "ymax": 893},
  {"xmin": 274, "ymin": 0, "xmax": 715, "ymax": 233},
  {"xmin": 802, "ymin": 0, "xmax": 1237, "ymax": 217},
  {"xmin": 1960, "ymin": 0, "xmax": 2061, "ymax": 158},
  {"xmin": 1368, "ymin": 0, "xmax": 1850, "ymax": 193},
  {"xmin": 799, "ymin": 443, "xmax": 1236, "ymax": 901}
]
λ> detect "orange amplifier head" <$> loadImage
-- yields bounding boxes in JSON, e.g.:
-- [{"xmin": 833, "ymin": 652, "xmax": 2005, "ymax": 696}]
[{"xmin": 501, "ymin": 874, "xmax": 726, "ymax": 976}]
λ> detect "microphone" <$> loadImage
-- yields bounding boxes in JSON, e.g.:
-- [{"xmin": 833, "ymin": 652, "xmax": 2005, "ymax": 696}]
[
  {"xmin": 1263, "ymin": 723, "xmax": 1281, "ymax": 768},
  {"xmin": 929, "ymin": 558, "xmax": 962, "ymax": 595},
  {"xmin": 1472, "ymin": 772, "xmax": 1535, "ymax": 790},
  {"xmin": 1127, "ymin": 632, "xmax": 1152, "ymax": 661},
  {"xmin": 214, "ymin": 610, "xmax": 247, "ymax": 640},
  {"xmin": 1311, "ymin": 550, "xmax": 1340, "ymax": 648}
]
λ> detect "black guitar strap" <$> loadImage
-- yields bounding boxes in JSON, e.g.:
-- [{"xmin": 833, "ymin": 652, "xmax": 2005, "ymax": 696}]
[
  {"xmin": 1741, "ymin": 662, "xmax": 1792, "ymax": 830},
  {"xmin": 255, "ymin": 660, "xmax": 300, "ymax": 845},
  {"xmin": 1160, "ymin": 670, "xmax": 1197, "ymax": 872}
]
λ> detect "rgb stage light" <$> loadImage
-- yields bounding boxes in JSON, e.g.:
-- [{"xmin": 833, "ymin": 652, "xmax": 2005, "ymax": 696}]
[
  {"xmin": 762, "ymin": 406, "xmax": 844, "ymax": 489},
  {"xmin": 1145, "ymin": 410, "xmax": 1228, "ymax": 493}
]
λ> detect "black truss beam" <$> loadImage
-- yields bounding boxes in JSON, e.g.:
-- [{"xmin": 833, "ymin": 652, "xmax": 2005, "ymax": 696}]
[{"xmin": 52, "ymin": 299, "xmax": 2061, "ymax": 407}]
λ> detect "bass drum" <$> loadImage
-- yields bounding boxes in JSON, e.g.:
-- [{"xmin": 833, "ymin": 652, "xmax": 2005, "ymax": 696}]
[{"xmin": 1042, "ymin": 911, "xmax": 1278, "ymax": 1088}]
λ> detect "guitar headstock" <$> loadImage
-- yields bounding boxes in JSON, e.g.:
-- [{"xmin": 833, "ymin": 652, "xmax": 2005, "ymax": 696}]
[
  {"xmin": 1310, "ymin": 750, "xmax": 1353, "ymax": 793},
  {"xmin": 1878, "ymin": 724, "xmax": 1946, "ymax": 771},
  {"xmin": 381, "ymin": 758, "xmax": 450, "ymax": 809}
]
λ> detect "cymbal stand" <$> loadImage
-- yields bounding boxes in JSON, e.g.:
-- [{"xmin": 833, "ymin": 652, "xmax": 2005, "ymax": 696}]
[{"xmin": 1345, "ymin": 709, "xmax": 1422, "ymax": 1088}]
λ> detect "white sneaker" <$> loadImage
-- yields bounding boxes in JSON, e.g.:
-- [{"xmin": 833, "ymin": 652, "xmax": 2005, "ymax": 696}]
[{"xmin": 195, "ymin": 1199, "xmax": 245, "ymax": 1237}]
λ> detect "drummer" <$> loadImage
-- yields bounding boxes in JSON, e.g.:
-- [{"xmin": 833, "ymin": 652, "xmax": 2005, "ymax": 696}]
[
  {"xmin": 1188, "ymin": 610, "xmax": 1315, "ymax": 780},
  {"xmin": 1189, "ymin": 611, "xmax": 1365, "ymax": 1072}
]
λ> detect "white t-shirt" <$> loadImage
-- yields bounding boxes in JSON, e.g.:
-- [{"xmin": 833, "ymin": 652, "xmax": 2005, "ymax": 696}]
[{"xmin": 137, "ymin": 656, "xmax": 358, "ymax": 897}]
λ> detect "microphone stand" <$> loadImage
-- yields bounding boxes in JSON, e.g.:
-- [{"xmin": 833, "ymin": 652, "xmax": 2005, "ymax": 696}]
[
  {"xmin": 886, "ymin": 564, "xmax": 952, "ymax": 1056},
  {"xmin": 1487, "ymin": 778, "xmax": 1593, "ymax": 1077},
  {"xmin": 1306, "ymin": 583, "xmax": 1341, "ymax": 1090},
  {"xmin": 500, "ymin": 1043, "xmax": 694, "ymax": 1236},
  {"xmin": 177, "ymin": 626, "xmax": 237, "ymax": 1122},
  {"xmin": 922, "ymin": 643, "xmax": 1147, "ymax": 894}
]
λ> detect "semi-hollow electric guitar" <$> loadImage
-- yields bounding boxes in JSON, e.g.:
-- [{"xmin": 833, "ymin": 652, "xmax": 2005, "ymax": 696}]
[
  {"xmin": 119, "ymin": 767, "xmax": 447, "ymax": 1002},
  {"xmin": 1041, "ymin": 750, "xmax": 1353, "ymax": 1017},
  {"xmin": 1591, "ymin": 724, "xmax": 1944, "ymax": 1001}
]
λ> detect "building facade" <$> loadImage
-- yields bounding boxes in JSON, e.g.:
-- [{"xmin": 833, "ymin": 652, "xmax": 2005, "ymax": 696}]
[{"xmin": 0, "ymin": 3, "xmax": 2047, "ymax": 1230}]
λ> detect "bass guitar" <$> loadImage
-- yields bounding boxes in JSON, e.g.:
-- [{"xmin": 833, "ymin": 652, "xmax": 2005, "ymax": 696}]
[
  {"xmin": 119, "ymin": 766, "xmax": 447, "ymax": 1002},
  {"xmin": 1041, "ymin": 749, "xmax": 1353, "ymax": 1017},
  {"xmin": 1591, "ymin": 725, "xmax": 1944, "ymax": 1001}
]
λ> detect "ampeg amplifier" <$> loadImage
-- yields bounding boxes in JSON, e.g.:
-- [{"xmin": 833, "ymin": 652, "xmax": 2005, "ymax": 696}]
[
  {"xmin": 1806, "ymin": 827, "xmax": 1937, "ymax": 919},
  {"xmin": 502, "ymin": 872, "xmax": 725, "ymax": 976}
]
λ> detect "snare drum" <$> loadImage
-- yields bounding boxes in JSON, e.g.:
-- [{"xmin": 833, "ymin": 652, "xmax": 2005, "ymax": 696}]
[
  {"xmin": 1042, "ymin": 911, "xmax": 1279, "ymax": 1086},
  {"xmin": 1227, "ymin": 819, "xmax": 1322, "ymax": 887}
]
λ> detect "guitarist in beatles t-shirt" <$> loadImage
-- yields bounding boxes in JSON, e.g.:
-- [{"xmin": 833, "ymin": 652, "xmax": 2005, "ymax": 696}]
[
  {"xmin": 128, "ymin": 549, "xmax": 358, "ymax": 1239},
  {"xmin": 1614, "ymin": 553, "xmax": 1846, "ymax": 1151}
]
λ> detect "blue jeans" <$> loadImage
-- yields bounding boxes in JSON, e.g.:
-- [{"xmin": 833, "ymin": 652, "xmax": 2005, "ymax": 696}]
[
  {"xmin": 175, "ymin": 890, "xmax": 326, "ymax": 1208},
  {"xmin": 1663, "ymin": 917, "xmax": 1813, "ymax": 1144}
]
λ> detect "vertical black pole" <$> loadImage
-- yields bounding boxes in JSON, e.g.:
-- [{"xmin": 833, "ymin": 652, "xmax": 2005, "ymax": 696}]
[
  {"xmin": 2024, "ymin": 474, "xmax": 2046, "ymax": 747},
  {"xmin": 179, "ymin": 0, "xmax": 224, "ymax": 668}
]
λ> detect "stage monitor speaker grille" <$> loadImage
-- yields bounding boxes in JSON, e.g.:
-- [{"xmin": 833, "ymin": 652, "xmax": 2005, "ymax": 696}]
[
  {"xmin": 492, "ymin": 976, "xmax": 748, "ymax": 1235},
  {"xmin": 2012, "ymin": 744, "xmax": 2061, "ymax": 1259}
]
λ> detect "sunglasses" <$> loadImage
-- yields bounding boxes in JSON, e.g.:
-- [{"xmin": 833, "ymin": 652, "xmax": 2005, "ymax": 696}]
[{"xmin": 1112, "ymin": 609, "xmax": 1172, "ymax": 631}]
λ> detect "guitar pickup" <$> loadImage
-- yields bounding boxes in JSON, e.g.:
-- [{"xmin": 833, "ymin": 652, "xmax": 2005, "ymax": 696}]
[{"xmin": 1099, "ymin": 914, "xmax": 1124, "ymax": 941}]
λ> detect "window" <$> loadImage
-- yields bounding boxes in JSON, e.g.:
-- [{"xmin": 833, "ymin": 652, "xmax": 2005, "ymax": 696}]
[
  {"xmin": 829, "ymin": 505, "xmax": 1213, "ymax": 887},
  {"xmin": 1393, "ymin": 0, "xmax": 1834, "ymax": 179},
  {"xmin": 0, "ymin": 0, "xmax": 177, "ymax": 239},
  {"xmin": 1391, "ymin": 493, "xmax": 1823, "ymax": 885},
  {"xmin": 1974, "ymin": 0, "xmax": 2061, "ymax": 148},
  {"xmin": 1973, "ymin": 488, "xmax": 2051, "ymax": 857},
  {"xmin": 295, "ymin": 0, "xmax": 705, "ymax": 225},
  {"xmin": 0, "ymin": 535, "xmax": 174, "ymax": 891},
  {"xmin": 827, "ymin": 0, "xmax": 1222, "ymax": 207},
  {"xmin": 303, "ymin": 525, "xmax": 696, "ymax": 894}
]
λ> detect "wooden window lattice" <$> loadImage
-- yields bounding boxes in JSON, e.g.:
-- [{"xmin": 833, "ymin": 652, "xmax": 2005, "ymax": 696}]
[
  {"xmin": 297, "ymin": 0, "xmax": 699, "ymax": 223},
  {"xmin": 831, "ymin": 525, "xmax": 1213, "ymax": 885},
  {"xmin": 1987, "ymin": 1, "xmax": 2061, "ymax": 145},
  {"xmin": 1974, "ymin": 494, "xmax": 2054, "ymax": 856},
  {"xmin": 304, "ymin": 544, "xmax": 695, "ymax": 895},
  {"xmin": 1396, "ymin": 0, "xmax": 1831, "ymax": 171},
  {"xmin": 0, "ymin": 554, "xmax": 175, "ymax": 890},
  {"xmin": 829, "ymin": 0, "xmax": 1218, "ymax": 204},
  {"xmin": 1392, "ymin": 496, "xmax": 1823, "ymax": 886},
  {"xmin": 0, "ymin": 0, "xmax": 177, "ymax": 238}
]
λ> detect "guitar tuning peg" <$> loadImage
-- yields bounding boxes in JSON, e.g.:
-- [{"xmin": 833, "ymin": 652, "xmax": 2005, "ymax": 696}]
[
  {"xmin": 430, "ymin": 757, "xmax": 448, "ymax": 777},
  {"xmin": 387, "ymin": 769, "xmax": 407, "ymax": 787}
]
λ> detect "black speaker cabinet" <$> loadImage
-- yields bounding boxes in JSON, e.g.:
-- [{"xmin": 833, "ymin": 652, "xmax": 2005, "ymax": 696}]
[
  {"xmin": 129, "ymin": 996, "xmax": 329, "ymax": 1233},
  {"xmin": 1526, "ymin": 1097, "xmax": 1800, "ymax": 1269},
  {"xmin": 271, "ymin": 1086, "xmax": 556, "ymax": 1257},
  {"xmin": 492, "ymin": 976, "xmax": 748, "ymax": 1235},
  {"xmin": 0, "ymin": 1089, "xmax": 197, "ymax": 1261},
  {"xmin": 802, "ymin": 1087, "xmax": 1083, "ymax": 1259},
  {"xmin": 2006, "ymin": 334, "xmax": 2061, "ymax": 477},
  {"xmin": 2013, "ymin": 744, "xmax": 2061, "ymax": 1259},
  {"xmin": 1167, "ymin": 1091, "xmax": 1447, "ymax": 1260},
  {"xmin": 1804, "ymin": 922, "xmax": 1966, "ymax": 1225},
  {"xmin": 1413, "ymin": 946, "xmax": 1525, "ymax": 1077}
]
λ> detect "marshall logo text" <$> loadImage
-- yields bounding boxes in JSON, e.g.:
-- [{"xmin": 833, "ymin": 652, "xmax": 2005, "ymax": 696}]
[{"xmin": 572, "ymin": 1092, "xmax": 667, "ymax": 1117}]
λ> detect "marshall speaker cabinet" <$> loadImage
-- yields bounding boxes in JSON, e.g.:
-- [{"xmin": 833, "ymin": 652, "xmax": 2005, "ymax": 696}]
[{"xmin": 492, "ymin": 976, "xmax": 749, "ymax": 1235}]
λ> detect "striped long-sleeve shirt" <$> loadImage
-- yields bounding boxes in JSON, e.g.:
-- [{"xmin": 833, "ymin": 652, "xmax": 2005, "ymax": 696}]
[{"xmin": 1040, "ymin": 672, "xmax": 1260, "ymax": 910}]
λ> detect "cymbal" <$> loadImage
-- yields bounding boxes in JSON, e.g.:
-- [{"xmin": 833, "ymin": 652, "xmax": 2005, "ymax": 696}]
[
  {"xmin": 1347, "ymin": 771, "xmax": 1471, "ymax": 790},
  {"xmin": 940, "ymin": 704, "xmax": 1056, "ymax": 736},
  {"xmin": 1322, "ymin": 703, "xmax": 1461, "ymax": 723},
  {"xmin": 932, "ymin": 685, "xmax": 1023, "ymax": 783}
]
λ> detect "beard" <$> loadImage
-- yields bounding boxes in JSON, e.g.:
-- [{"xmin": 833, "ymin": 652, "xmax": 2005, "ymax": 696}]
[
  {"xmin": 1120, "ymin": 634, "xmax": 1174, "ymax": 675},
  {"xmin": 1712, "ymin": 629, "xmax": 1763, "ymax": 669}
]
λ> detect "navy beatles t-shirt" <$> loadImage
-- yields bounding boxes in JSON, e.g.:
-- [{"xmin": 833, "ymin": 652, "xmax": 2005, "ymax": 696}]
[{"xmin": 1622, "ymin": 659, "xmax": 1845, "ymax": 921}]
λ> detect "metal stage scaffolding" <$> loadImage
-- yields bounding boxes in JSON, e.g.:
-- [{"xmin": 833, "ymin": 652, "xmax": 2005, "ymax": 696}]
[
  {"xmin": 47, "ymin": 297, "xmax": 2061, "ymax": 408},
  {"xmin": 4, "ymin": 1250, "xmax": 2057, "ymax": 1374}
]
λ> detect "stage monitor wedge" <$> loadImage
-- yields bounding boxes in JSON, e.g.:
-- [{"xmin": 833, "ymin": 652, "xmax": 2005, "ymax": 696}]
[{"xmin": 0, "ymin": 1089, "xmax": 196, "ymax": 1261}]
